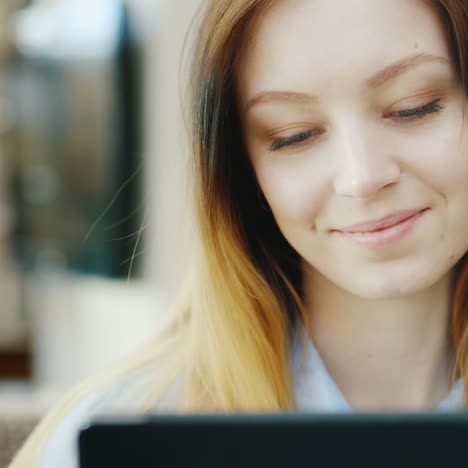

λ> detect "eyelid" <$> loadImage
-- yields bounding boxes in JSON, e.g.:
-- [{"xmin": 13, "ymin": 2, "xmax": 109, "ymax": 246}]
[
  {"xmin": 269, "ymin": 129, "xmax": 320, "ymax": 152},
  {"xmin": 387, "ymin": 98, "xmax": 445, "ymax": 120},
  {"xmin": 266, "ymin": 124, "xmax": 319, "ymax": 138},
  {"xmin": 384, "ymin": 92, "xmax": 445, "ymax": 113}
]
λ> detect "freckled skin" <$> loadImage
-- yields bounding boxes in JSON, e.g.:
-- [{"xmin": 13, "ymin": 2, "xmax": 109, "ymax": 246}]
[{"xmin": 238, "ymin": 0, "xmax": 468, "ymax": 299}]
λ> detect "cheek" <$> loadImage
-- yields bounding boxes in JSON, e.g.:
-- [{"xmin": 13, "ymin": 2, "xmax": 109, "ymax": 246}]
[
  {"xmin": 396, "ymin": 123, "xmax": 468, "ymax": 256},
  {"xmin": 256, "ymin": 159, "xmax": 330, "ymax": 227},
  {"xmin": 424, "ymin": 144, "xmax": 468, "ymax": 192},
  {"xmin": 397, "ymin": 119, "xmax": 468, "ymax": 194}
]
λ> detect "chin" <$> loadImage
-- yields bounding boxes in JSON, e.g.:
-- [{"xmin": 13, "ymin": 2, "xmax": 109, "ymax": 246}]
[
  {"xmin": 347, "ymin": 279, "xmax": 428, "ymax": 300},
  {"xmin": 341, "ymin": 262, "xmax": 449, "ymax": 300}
]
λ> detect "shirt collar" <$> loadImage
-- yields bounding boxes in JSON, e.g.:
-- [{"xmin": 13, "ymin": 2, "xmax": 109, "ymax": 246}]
[{"xmin": 290, "ymin": 322, "xmax": 465, "ymax": 412}]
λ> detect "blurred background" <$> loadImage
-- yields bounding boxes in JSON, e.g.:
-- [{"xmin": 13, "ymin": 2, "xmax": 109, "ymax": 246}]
[{"xmin": 0, "ymin": 0, "xmax": 199, "ymax": 461}]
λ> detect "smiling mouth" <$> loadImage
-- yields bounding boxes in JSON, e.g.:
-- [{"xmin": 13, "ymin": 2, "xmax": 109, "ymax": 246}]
[
  {"xmin": 332, "ymin": 208, "xmax": 430, "ymax": 249},
  {"xmin": 336, "ymin": 208, "xmax": 427, "ymax": 233}
]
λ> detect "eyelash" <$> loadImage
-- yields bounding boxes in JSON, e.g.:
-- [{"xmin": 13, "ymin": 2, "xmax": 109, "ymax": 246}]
[{"xmin": 269, "ymin": 99, "xmax": 445, "ymax": 152}]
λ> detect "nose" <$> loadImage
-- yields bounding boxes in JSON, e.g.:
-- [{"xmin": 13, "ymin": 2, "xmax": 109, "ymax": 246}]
[{"xmin": 333, "ymin": 123, "xmax": 400, "ymax": 198}]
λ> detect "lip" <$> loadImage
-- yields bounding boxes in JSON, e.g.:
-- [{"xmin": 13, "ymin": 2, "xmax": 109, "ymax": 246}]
[
  {"xmin": 337, "ymin": 208, "xmax": 427, "ymax": 233},
  {"xmin": 334, "ymin": 208, "xmax": 430, "ymax": 249}
]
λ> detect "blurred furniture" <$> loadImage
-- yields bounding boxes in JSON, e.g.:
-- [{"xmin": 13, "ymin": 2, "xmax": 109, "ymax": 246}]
[
  {"xmin": 0, "ymin": 0, "xmax": 30, "ymax": 379},
  {"xmin": 0, "ymin": 380, "xmax": 63, "ymax": 466},
  {"xmin": 0, "ymin": 416, "xmax": 38, "ymax": 467},
  {"xmin": 10, "ymin": 0, "xmax": 142, "ymax": 278}
]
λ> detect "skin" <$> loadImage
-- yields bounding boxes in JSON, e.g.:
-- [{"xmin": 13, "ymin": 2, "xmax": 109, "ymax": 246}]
[{"xmin": 237, "ymin": 0, "xmax": 468, "ymax": 410}]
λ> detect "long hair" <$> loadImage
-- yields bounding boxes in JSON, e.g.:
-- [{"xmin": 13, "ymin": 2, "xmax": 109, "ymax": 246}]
[
  {"xmin": 183, "ymin": 0, "xmax": 468, "ymax": 410},
  {"xmin": 9, "ymin": 0, "xmax": 468, "ymax": 465}
]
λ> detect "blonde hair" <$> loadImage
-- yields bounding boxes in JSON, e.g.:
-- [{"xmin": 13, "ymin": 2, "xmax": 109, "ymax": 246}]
[{"xmin": 10, "ymin": 0, "xmax": 468, "ymax": 465}]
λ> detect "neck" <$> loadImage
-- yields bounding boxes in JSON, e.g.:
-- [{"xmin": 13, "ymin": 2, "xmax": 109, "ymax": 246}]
[{"xmin": 302, "ymin": 265, "xmax": 456, "ymax": 411}]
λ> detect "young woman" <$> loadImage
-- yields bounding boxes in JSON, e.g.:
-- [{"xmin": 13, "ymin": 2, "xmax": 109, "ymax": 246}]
[{"xmin": 10, "ymin": 0, "xmax": 468, "ymax": 466}]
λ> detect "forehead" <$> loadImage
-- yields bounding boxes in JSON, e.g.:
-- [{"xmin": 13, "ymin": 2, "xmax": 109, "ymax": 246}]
[{"xmin": 237, "ymin": 0, "xmax": 451, "ymax": 105}]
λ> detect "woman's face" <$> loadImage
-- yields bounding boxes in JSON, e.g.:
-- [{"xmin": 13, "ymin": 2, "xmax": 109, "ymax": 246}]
[{"xmin": 237, "ymin": 0, "xmax": 468, "ymax": 299}]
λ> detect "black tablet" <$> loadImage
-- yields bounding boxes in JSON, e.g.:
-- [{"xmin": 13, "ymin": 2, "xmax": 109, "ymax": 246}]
[{"xmin": 79, "ymin": 412, "xmax": 468, "ymax": 468}]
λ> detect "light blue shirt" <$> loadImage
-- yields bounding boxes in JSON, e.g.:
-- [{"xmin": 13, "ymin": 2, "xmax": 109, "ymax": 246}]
[
  {"xmin": 37, "ymin": 327, "xmax": 465, "ymax": 468},
  {"xmin": 290, "ymin": 324, "xmax": 464, "ymax": 413}
]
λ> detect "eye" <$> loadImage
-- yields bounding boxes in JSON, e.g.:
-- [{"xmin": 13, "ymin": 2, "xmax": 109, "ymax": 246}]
[
  {"xmin": 269, "ymin": 130, "xmax": 319, "ymax": 152},
  {"xmin": 268, "ymin": 99, "xmax": 444, "ymax": 152},
  {"xmin": 389, "ymin": 99, "xmax": 445, "ymax": 121}
]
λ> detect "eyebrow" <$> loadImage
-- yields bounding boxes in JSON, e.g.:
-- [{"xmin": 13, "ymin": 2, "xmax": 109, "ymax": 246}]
[{"xmin": 244, "ymin": 53, "xmax": 450, "ymax": 113}]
